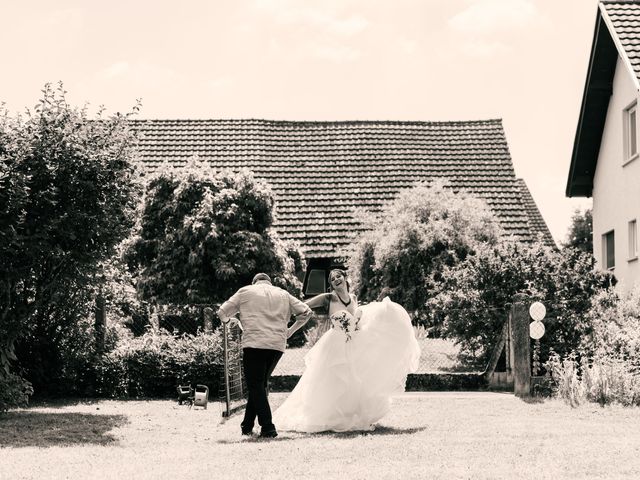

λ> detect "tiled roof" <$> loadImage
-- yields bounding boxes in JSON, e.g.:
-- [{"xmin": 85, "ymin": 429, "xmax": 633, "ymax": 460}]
[
  {"xmin": 516, "ymin": 179, "xmax": 556, "ymax": 247},
  {"xmin": 131, "ymin": 119, "xmax": 552, "ymax": 258},
  {"xmin": 601, "ymin": 1, "xmax": 640, "ymax": 83}
]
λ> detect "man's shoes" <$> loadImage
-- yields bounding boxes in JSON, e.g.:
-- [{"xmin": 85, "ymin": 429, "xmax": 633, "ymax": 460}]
[
  {"xmin": 241, "ymin": 428, "xmax": 254, "ymax": 436},
  {"xmin": 259, "ymin": 429, "xmax": 278, "ymax": 438}
]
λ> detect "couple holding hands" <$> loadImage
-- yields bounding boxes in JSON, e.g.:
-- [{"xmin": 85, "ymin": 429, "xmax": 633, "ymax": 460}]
[{"xmin": 217, "ymin": 269, "xmax": 420, "ymax": 438}]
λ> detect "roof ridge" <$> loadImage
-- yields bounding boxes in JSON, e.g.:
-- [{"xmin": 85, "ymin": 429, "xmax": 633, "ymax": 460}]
[{"xmin": 130, "ymin": 118, "xmax": 504, "ymax": 126}]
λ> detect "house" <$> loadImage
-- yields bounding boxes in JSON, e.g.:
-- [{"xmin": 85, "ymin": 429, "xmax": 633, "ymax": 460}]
[
  {"xmin": 132, "ymin": 118, "xmax": 554, "ymax": 296},
  {"xmin": 566, "ymin": 1, "xmax": 640, "ymax": 289}
]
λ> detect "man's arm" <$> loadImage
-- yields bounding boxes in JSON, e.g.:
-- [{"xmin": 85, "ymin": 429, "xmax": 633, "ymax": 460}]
[
  {"xmin": 217, "ymin": 290, "xmax": 242, "ymax": 327},
  {"xmin": 287, "ymin": 294, "xmax": 314, "ymax": 339},
  {"xmin": 287, "ymin": 310, "xmax": 314, "ymax": 339}
]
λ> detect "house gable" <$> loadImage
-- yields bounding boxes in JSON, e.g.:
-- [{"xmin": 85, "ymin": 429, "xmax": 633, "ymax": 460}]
[{"xmin": 567, "ymin": 1, "xmax": 640, "ymax": 197}]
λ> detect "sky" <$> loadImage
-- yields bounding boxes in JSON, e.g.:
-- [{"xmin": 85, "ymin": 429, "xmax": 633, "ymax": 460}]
[{"xmin": 0, "ymin": 0, "xmax": 601, "ymax": 244}]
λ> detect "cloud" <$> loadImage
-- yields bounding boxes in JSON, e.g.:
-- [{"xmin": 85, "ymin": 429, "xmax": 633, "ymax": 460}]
[
  {"xmin": 449, "ymin": 0, "xmax": 540, "ymax": 35},
  {"xmin": 460, "ymin": 40, "xmax": 512, "ymax": 58},
  {"xmin": 255, "ymin": 0, "xmax": 369, "ymax": 36},
  {"xmin": 97, "ymin": 61, "xmax": 181, "ymax": 85},
  {"xmin": 208, "ymin": 76, "xmax": 234, "ymax": 90},
  {"xmin": 103, "ymin": 62, "xmax": 130, "ymax": 79},
  {"xmin": 311, "ymin": 44, "xmax": 361, "ymax": 63},
  {"xmin": 44, "ymin": 7, "xmax": 84, "ymax": 29}
]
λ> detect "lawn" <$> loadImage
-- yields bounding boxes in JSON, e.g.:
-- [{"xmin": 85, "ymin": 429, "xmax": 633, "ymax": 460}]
[{"xmin": 2, "ymin": 392, "xmax": 640, "ymax": 479}]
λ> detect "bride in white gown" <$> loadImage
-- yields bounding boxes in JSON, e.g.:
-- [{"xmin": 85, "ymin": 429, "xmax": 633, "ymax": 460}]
[{"xmin": 273, "ymin": 269, "xmax": 421, "ymax": 433}]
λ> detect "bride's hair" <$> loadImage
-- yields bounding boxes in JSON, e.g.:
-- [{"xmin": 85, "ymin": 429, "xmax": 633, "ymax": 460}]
[{"xmin": 328, "ymin": 268, "xmax": 350, "ymax": 292}]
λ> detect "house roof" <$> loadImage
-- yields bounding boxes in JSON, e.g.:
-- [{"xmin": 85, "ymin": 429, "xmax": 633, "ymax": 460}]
[
  {"xmin": 567, "ymin": 1, "xmax": 640, "ymax": 197},
  {"xmin": 132, "ymin": 118, "xmax": 554, "ymax": 258},
  {"xmin": 516, "ymin": 179, "xmax": 556, "ymax": 247}
]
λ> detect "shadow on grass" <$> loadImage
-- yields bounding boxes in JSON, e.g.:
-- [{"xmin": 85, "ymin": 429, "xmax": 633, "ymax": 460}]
[
  {"xmin": 0, "ymin": 412, "xmax": 128, "ymax": 447},
  {"xmin": 216, "ymin": 425, "xmax": 428, "ymax": 444},
  {"xmin": 520, "ymin": 396, "xmax": 547, "ymax": 405},
  {"xmin": 317, "ymin": 425, "xmax": 428, "ymax": 438}
]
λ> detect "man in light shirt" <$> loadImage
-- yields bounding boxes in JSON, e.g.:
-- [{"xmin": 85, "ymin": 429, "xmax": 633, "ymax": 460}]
[{"xmin": 217, "ymin": 272, "xmax": 313, "ymax": 438}]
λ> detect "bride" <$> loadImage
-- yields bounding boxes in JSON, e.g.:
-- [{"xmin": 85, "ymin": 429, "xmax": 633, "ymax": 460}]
[{"xmin": 273, "ymin": 269, "xmax": 421, "ymax": 433}]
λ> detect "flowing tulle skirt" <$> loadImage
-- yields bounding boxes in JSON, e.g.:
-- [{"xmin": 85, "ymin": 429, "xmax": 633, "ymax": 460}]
[{"xmin": 273, "ymin": 298, "xmax": 420, "ymax": 432}]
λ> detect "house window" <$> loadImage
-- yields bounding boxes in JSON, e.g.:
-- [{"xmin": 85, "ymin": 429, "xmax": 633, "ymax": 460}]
[
  {"xmin": 624, "ymin": 102, "xmax": 639, "ymax": 163},
  {"xmin": 603, "ymin": 230, "xmax": 615, "ymax": 270},
  {"xmin": 629, "ymin": 220, "xmax": 638, "ymax": 261},
  {"xmin": 305, "ymin": 269, "xmax": 326, "ymax": 296}
]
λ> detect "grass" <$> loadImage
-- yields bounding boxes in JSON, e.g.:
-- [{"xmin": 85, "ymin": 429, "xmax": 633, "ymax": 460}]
[
  {"xmin": 274, "ymin": 338, "xmax": 474, "ymax": 376},
  {"xmin": 3, "ymin": 393, "xmax": 640, "ymax": 479}
]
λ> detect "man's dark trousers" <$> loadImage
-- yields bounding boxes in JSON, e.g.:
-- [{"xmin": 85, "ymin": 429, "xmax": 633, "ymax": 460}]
[{"xmin": 241, "ymin": 347, "xmax": 283, "ymax": 434}]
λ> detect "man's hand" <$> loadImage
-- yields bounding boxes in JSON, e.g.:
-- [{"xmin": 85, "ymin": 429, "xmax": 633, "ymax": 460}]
[
  {"xmin": 287, "ymin": 309, "xmax": 313, "ymax": 339},
  {"xmin": 222, "ymin": 317, "xmax": 241, "ymax": 329}
]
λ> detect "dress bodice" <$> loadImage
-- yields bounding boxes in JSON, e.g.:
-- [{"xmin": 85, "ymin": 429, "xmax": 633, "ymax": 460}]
[{"xmin": 329, "ymin": 310, "xmax": 360, "ymax": 341}]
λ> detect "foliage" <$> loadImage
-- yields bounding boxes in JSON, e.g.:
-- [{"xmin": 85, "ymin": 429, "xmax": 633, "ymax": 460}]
[
  {"xmin": 0, "ymin": 83, "xmax": 140, "ymax": 400},
  {"xmin": 94, "ymin": 329, "xmax": 224, "ymax": 398},
  {"xmin": 125, "ymin": 160, "xmax": 305, "ymax": 305},
  {"xmin": 427, "ymin": 241, "xmax": 616, "ymax": 365},
  {"xmin": 348, "ymin": 181, "xmax": 502, "ymax": 324},
  {"xmin": 562, "ymin": 208, "xmax": 593, "ymax": 254},
  {"xmin": 580, "ymin": 287, "xmax": 640, "ymax": 366},
  {"xmin": 0, "ymin": 373, "xmax": 33, "ymax": 414},
  {"xmin": 545, "ymin": 351, "xmax": 640, "ymax": 407}
]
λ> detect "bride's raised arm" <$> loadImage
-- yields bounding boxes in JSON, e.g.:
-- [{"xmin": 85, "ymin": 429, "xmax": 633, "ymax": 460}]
[{"xmin": 305, "ymin": 292, "xmax": 333, "ymax": 309}]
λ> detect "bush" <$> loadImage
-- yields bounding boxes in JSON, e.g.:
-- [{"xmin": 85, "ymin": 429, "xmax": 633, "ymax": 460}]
[
  {"xmin": 95, "ymin": 329, "xmax": 225, "ymax": 398},
  {"xmin": 545, "ymin": 351, "xmax": 640, "ymax": 407},
  {"xmin": 126, "ymin": 161, "xmax": 305, "ymax": 305},
  {"xmin": 427, "ymin": 242, "xmax": 615, "ymax": 365},
  {"xmin": 580, "ymin": 287, "xmax": 640, "ymax": 366},
  {"xmin": 1, "ymin": 83, "xmax": 140, "ymax": 394},
  {"xmin": 0, "ymin": 373, "xmax": 33, "ymax": 414},
  {"xmin": 348, "ymin": 180, "xmax": 501, "ymax": 323}
]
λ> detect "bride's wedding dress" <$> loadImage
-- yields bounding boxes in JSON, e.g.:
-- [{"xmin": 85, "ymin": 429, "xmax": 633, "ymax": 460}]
[{"xmin": 273, "ymin": 297, "xmax": 420, "ymax": 432}]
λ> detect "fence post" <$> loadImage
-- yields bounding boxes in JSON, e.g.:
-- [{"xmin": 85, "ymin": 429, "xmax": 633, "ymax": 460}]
[
  {"xmin": 203, "ymin": 307, "xmax": 214, "ymax": 333},
  {"xmin": 511, "ymin": 294, "xmax": 531, "ymax": 397},
  {"xmin": 94, "ymin": 293, "xmax": 106, "ymax": 354}
]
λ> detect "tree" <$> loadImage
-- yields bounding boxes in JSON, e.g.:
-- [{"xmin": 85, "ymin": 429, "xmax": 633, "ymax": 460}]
[
  {"xmin": 347, "ymin": 180, "xmax": 502, "ymax": 327},
  {"xmin": 0, "ymin": 84, "xmax": 141, "ymax": 399},
  {"xmin": 125, "ymin": 160, "xmax": 305, "ymax": 306},
  {"xmin": 563, "ymin": 208, "xmax": 592, "ymax": 253},
  {"xmin": 427, "ymin": 241, "xmax": 615, "ymax": 366}
]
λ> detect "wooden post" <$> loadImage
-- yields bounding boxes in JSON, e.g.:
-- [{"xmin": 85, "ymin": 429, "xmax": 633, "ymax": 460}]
[
  {"xmin": 222, "ymin": 322, "xmax": 231, "ymax": 417},
  {"xmin": 94, "ymin": 294, "xmax": 106, "ymax": 354},
  {"xmin": 203, "ymin": 307, "xmax": 214, "ymax": 333},
  {"xmin": 511, "ymin": 294, "xmax": 531, "ymax": 397}
]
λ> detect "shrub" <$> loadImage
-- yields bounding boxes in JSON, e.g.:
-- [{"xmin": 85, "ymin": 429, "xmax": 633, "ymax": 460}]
[
  {"xmin": 95, "ymin": 329, "xmax": 225, "ymax": 398},
  {"xmin": 348, "ymin": 180, "xmax": 502, "ymax": 324},
  {"xmin": 125, "ymin": 161, "xmax": 305, "ymax": 305},
  {"xmin": 427, "ymin": 242, "xmax": 615, "ymax": 365},
  {"xmin": 545, "ymin": 351, "xmax": 640, "ymax": 407},
  {"xmin": 580, "ymin": 287, "xmax": 640, "ymax": 367},
  {"xmin": 0, "ymin": 373, "xmax": 34, "ymax": 414},
  {"xmin": 1, "ymin": 83, "xmax": 140, "ymax": 395}
]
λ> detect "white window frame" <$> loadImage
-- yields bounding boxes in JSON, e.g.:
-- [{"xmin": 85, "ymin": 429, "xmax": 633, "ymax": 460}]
[
  {"xmin": 602, "ymin": 230, "xmax": 616, "ymax": 271},
  {"xmin": 629, "ymin": 219, "xmax": 638, "ymax": 261},
  {"xmin": 624, "ymin": 100, "xmax": 639, "ymax": 165}
]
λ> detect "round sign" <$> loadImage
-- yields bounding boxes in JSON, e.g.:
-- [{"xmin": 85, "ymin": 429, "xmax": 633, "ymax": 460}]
[
  {"xmin": 530, "ymin": 320, "xmax": 545, "ymax": 340},
  {"xmin": 529, "ymin": 301, "xmax": 546, "ymax": 321}
]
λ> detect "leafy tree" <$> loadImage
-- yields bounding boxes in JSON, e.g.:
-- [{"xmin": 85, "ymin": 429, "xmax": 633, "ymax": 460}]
[
  {"xmin": 125, "ymin": 160, "xmax": 305, "ymax": 305},
  {"xmin": 347, "ymin": 180, "xmax": 502, "ymax": 327},
  {"xmin": 427, "ymin": 241, "xmax": 615, "ymax": 366},
  {"xmin": 563, "ymin": 208, "xmax": 592, "ymax": 253},
  {"xmin": 0, "ymin": 83, "xmax": 140, "ymax": 400}
]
